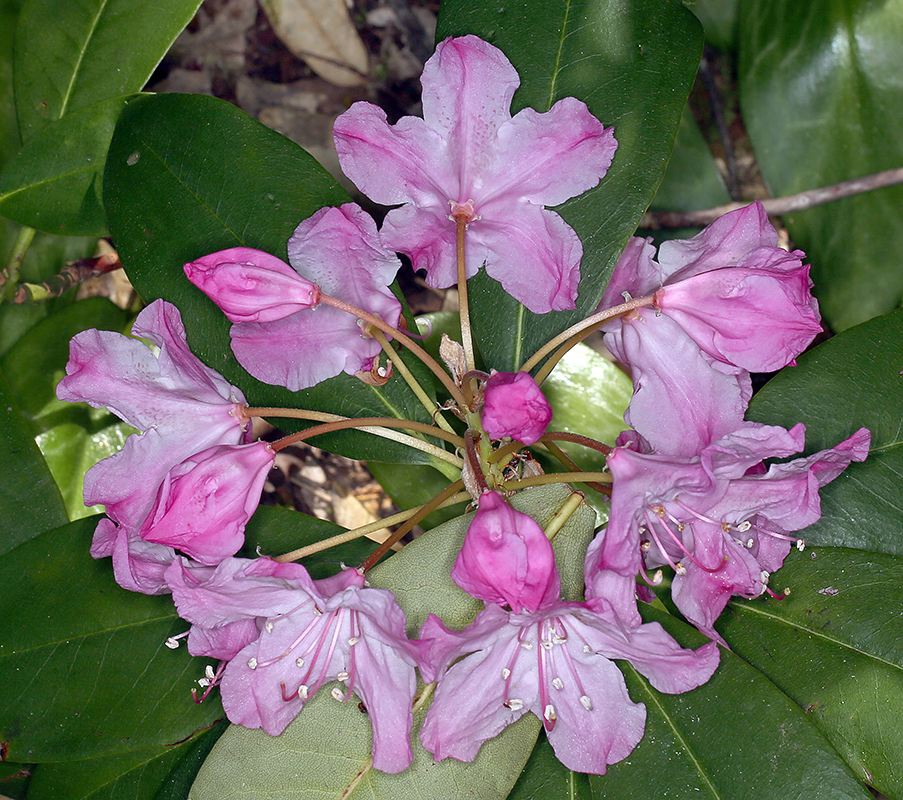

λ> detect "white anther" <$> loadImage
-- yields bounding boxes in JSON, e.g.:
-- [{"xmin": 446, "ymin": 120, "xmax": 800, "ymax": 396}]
[
  {"xmin": 640, "ymin": 540, "xmax": 651, "ymax": 552},
  {"xmin": 337, "ymin": 672, "xmax": 350, "ymax": 681},
  {"xmin": 540, "ymin": 639, "xmax": 554, "ymax": 650},
  {"xmin": 760, "ymin": 570, "xmax": 770, "ymax": 584},
  {"xmin": 520, "ymin": 641, "xmax": 533, "ymax": 650},
  {"xmin": 165, "ymin": 637, "xmax": 181, "ymax": 649},
  {"xmin": 580, "ymin": 695, "xmax": 593, "ymax": 711},
  {"xmin": 544, "ymin": 704, "xmax": 557, "ymax": 722},
  {"xmin": 205, "ymin": 665, "xmax": 216, "ymax": 681},
  {"xmin": 331, "ymin": 687, "xmax": 345, "ymax": 701},
  {"xmin": 736, "ymin": 521, "xmax": 752, "ymax": 532},
  {"xmin": 552, "ymin": 635, "xmax": 567, "ymax": 645},
  {"xmin": 313, "ymin": 607, "xmax": 323, "ymax": 616},
  {"xmin": 675, "ymin": 562, "xmax": 687, "ymax": 575},
  {"xmin": 197, "ymin": 678, "xmax": 210, "ymax": 688},
  {"xmin": 746, "ymin": 538, "xmax": 755, "ymax": 548},
  {"xmin": 501, "ymin": 668, "xmax": 511, "ymax": 680},
  {"xmin": 552, "ymin": 677, "xmax": 564, "ymax": 690},
  {"xmin": 651, "ymin": 569, "xmax": 664, "ymax": 585},
  {"xmin": 295, "ymin": 657, "xmax": 305, "ymax": 668},
  {"xmin": 797, "ymin": 539, "xmax": 806, "ymax": 551},
  {"xmin": 347, "ymin": 637, "xmax": 360, "ymax": 646},
  {"xmin": 247, "ymin": 657, "xmax": 258, "ymax": 669},
  {"xmin": 298, "ymin": 685, "xmax": 309, "ymax": 700},
  {"xmin": 583, "ymin": 644, "xmax": 592, "ymax": 654},
  {"xmin": 265, "ymin": 621, "xmax": 274, "ymax": 632},
  {"xmin": 505, "ymin": 698, "xmax": 524, "ymax": 711}
]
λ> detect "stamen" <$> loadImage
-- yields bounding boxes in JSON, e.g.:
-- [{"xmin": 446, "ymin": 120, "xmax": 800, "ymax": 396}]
[
  {"xmin": 165, "ymin": 631, "xmax": 190, "ymax": 649},
  {"xmin": 646, "ymin": 509, "xmax": 727, "ymax": 574},
  {"xmin": 797, "ymin": 539, "xmax": 806, "ymax": 551},
  {"xmin": 296, "ymin": 658, "xmax": 305, "ymax": 668},
  {"xmin": 544, "ymin": 704, "xmax": 557, "ymax": 723},
  {"xmin": 265, "ymin": 621, "xmax": 274, "ymax": 633},
  {"xmin": 331, "ymin": 687, "xmax": 345, "ymax": 701},
  {"xmin": 501, "ymin": 668, "xmax": 511, "ymax": 679},
  {"xmin": 536, "ymin": 620, "xmax": 556, "ymax": 732},
  {"xmin": 337, "ymin": 672, "xmax": 350, "ymax": 681},
  {"xmin": 505, "ymin": 698, "xmax": 524, "ymax": 711},
  {"xmin": 552, "ymin": 677, "xmax": 564, "ymax": 690},
  {"xmin": 247, "ymin": 657, "xmax": 258, "ymax": 669},
  {"xmin": 580, "ymin": 695, "xmax": 593, "ymax": 710}
]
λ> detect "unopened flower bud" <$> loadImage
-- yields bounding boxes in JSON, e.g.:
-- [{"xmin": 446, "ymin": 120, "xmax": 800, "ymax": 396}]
[
  {"xmin": 481, "ymin": 371, "xmax": 553, "ymax": 445},
  {"xmin": 185, "ymin": 247, "xmax": 320, "ymax": 323}
]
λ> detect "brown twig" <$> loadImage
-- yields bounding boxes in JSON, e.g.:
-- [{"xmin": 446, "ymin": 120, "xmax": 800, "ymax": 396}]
[
  {"xmin": 5, "ymin": 251, "xmax": 121, "ymax": 303},
  {"xmin": 640, "ymin": 167, "xmax": 903, "ymax": 230}
]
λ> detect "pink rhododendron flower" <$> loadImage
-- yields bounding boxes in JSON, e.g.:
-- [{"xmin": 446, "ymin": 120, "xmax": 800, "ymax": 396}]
[
  {"xmin": 452, "ymin": 491, "xmax": 559, "ymax": 614},
  {"xmin": 139, "ymin": 441, "xmax": 274, "ymax": 565},
  {"xmin": 56, "ymin": 299, "xmax": 251, "ymax": 594},
  {"xmin": 587, "ymin": 424, "xmax": 871, "ymax": 638},
  {"xmin": 481, "ymin": 372, "xmax": 553, "ymax": 445},
  {"xmin": 219, "ymin": 204, "xmax": 402, "ymax": 391},
  {"xmin": 166, "ymin": 558, "xmax": 418, "ymax": 773},
  {"xmin": 419, "ymin": 504, "xmax": 719, "ymax": 774},
  {"xmin": 184, "ymin": 247, "xmax": 320, "ymax": 323},
  {"xmin": 333, "ymin": 35, "xmax": 617, "ymax": 313},
  {"xmin": 601, "ymin": 202, "xmax": 822, "ymax": 455}
]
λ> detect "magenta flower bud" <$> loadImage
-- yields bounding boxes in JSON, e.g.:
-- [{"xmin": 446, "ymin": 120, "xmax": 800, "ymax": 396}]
[
  {"xmin": 139, "ymin": 440, "xmax": 274, "ymax": 565},
  {"xmin": 184, "ymin": 247, "xmax": 320, "ymax": 323},
  {"xmin": 481, "ymin": 371, "xmax": 553, "ymax": 445},
  {"xmin": 451, "ymin": 491, "xmax": 560, "ymax": 613}
]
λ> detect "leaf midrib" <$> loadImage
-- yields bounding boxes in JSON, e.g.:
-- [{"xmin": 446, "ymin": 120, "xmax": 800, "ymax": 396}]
[{"xmin": 58, "ymin": 0, "xmax": 111, "ymax": 121}]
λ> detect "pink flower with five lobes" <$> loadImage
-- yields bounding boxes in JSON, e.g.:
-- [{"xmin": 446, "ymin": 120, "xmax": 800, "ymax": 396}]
[
  {"xmin": 481, "ymin": 372, "xmax": 553, "ymax": 446},
  {"xmin": 418, "ymin": 492, "xmax": 719, "ymax": 774},
  {"xmin": 186, "ymin": 203, "xmax": 402, "ymax": 391},
  {"xmin": 601, "ymin": 202, "xmax": 822, "ymax": 456},
  {"xmin": 166, "ymin": 557, "xmax": 419, "ymax": 773},
  {"xmin": 333, "ymin": 35, "xmax": 617, "ymax": 314},
  {"xmin": 586, "ymin": 423, "xmax": 871, "ymax": 639},
  {"xmin": 55, "ymin": 299, "xmax": 251, "ymax": 594}
]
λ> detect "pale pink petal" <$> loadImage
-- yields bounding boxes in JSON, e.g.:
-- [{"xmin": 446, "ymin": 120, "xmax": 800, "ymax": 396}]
[
  {"xmin": 334, "ymin": 104, "xmax": 455, "ymax": 207},
  {"xmin": 605, "ymin": 314, "xmax": 749, "ymax": 456},
  {"xmin": 599, "ymin": 236, "xmax": 661, "ymax": 308},
  {"xmin": 421, "ymin": 35, "xmax": 520, "ymax": 192},
  {"xmin": 484, "ymin": 98, "xmax": 617, "ymax": 207},
  {"xmin": 476, "ymin": 205, "xmax": 582, "ymax": 312}
]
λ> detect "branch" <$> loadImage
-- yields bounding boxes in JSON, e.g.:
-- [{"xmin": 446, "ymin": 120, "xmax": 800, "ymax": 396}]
[{"xmin": 640, "ymin": 167, "xmax": 903, "ymax": 230}]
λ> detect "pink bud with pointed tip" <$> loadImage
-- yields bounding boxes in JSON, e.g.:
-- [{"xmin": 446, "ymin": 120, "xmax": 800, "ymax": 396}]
[
  {"xmin": 139, "ymin": 440, "xmax": 274, "ymax": 564},
  {"xmin": 481, "ymin": 371, "xmax": 553, "ymax": 445},
  {"xmin": 185, "ymin": 247, "xmax": 320, "ymax": 323},
  {"xmin": 451, "ymin": 491, "xmax": 560, "ymax": 613}
]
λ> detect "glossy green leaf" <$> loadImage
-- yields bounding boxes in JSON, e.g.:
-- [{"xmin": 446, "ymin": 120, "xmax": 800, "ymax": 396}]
[
  {"xmin": 13, "ymin": 0, "xmax": 202, "ymax": 138},
  {"xmin": 748, "ymin": 309, "xmax": 903, "ymax": 554},
  {"xmin": 544, "ymin": 342, "xmax": 633, "ymax": 470},
  {"xmin": 104, "ymin": 92, "xmax": 436, "ymax": 465},
  {"xmin": 437, "ymin": 0, "xmax": 704, "ymax": 372},
  {"xmin": 23, "ymin": 721, "xmax": 226, "ymax": 800},
  {"xmin": 739, "ymin": 0, "xmax": 903, "ymax": 331},
  {"xmin": 0, "ymin": 364, "xmax": 67, "ymax": 554},
  {"xmin": 686, "ymin": 0, "xmax": 738, "ymax": 50},
  {"xmin": 591, "ymin": 606, "xmax": 871, "ymax": 799},
  {"xmin": 719, "ymin": 547, "xmax": 903, "ymax": 798},
  {"xmin": 0, "ymin": 96, "xmax": 131, "ymax": 235},
  {"xmin": 0, "ymin": 517, "xmax": 223, "ymax": 761}
]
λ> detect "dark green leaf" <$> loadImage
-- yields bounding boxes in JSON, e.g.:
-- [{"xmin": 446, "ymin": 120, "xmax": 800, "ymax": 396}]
[
  {"xmin": 0, "ymin": 517, "xmax": 222, "ymax": 761},
  {"xmin": 748, "ymin": 309, "xmax": 903, "ymax": 554},
  {"xmin": 104, "ymin": 92, "xmax": 435, "ymax": 465},
  {"xmin": 739, "ymin": 0, "xmax": 903, "ymax": 331},
  {"xmin": 508, "ymin": 732, "xmax": 594, "ymax": 800},
  {"xmin": 0, "ymin": 96, "xmax": 132, "ymax": 235},
  {"xmin": 437, "ymin": 0, "xmax": 704, "ymax": 371},
  {"xmin": 593, "ymin": 606, "xmax": 871, "ymax": 799},
  {"xmin": 0, "ymin": 760, "xmax": 32, "ymax": 800},
  {"xmin": 686, "ymin": 0, "xmax": 738, "ymax": 50},
  {"xmin": 154, "ymin": 720, "xmax": 228, "ymax": 800},
  {"xmin": 719, "ymin": 547, "xmax": 903, "ymax": 798},
  {"xmin": 13, "ymin": 0, "xmax": 202, "ymax": 138},
  {"xmin": 0, "ymin": 364, "xmax": 67, "ymax": 553}
]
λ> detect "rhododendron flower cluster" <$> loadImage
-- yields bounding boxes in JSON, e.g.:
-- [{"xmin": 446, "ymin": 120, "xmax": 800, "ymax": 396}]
[{"xmin": 55, "ymin": 32, "xmax": 871, "ymax": 782}]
